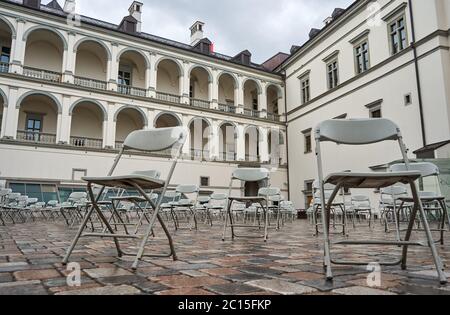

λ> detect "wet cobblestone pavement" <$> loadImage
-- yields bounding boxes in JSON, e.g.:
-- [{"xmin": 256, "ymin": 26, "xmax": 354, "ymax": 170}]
[{"xmin": 0, "ymin": 220, "xmax": 449, "ymax": 295}]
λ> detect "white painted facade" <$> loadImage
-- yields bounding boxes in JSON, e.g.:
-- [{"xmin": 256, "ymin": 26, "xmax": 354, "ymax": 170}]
[{"xmin": 282, "ymin": 0, "xmax": 450, "ymax": 208}]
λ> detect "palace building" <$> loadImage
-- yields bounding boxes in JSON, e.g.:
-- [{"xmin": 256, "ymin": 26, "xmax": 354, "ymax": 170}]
[{"xmin": 0, "ymin": 0, "xmax": 449, "ymax": 208}]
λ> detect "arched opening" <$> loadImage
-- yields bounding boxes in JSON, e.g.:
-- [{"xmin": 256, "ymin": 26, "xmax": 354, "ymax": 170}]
[
  {"xmin": 24, "ymin": 29, "xmax": 64, "ymax": 81},
  {"xmin": 267, "ymin": 85, "xmax": 281, "ymax": 121},
  {"xmin": 117, "ymin": 50, "xmax": 147, "ymax": 97},
  {"xmin": 218, "ymin": 73, "xmax": 237, "ymax": 113},
  {"xmin": 70, "ymin": 101, "xmax": 105, "ymax": 148},
  {"xmin": 189, "ymin": 66, "xmax": 210, "ymax": 108},
  {"xmin": 189, "ymin": 118, "xmax": 210, "ymax": 161},
  {"xmin": 0, "ymin": 19, "xmax": 13, "ymax": 73},
  {"xmin": 74, "ymin": 40, "xmax": 109, "ymax": 89},
  {"xmin": 243, "ymin": 80, "xmax": 260, "ymax": 117},
  {"xmin": 245, "ymin": 126, "xmax": 260, "ymax": 162},
  {"xmin": 115, "ymin": 108, "xmax": 146, "ymax": 149},
  {"xmin": 17, "ymin": 94, "xmax": 59, "ymax": 144},
  {"xmin": 156, "ymin": 59, "xmax": 181, "ymax": 102},
  {"xmin": 219, "ymin": 123, "xmax": 237, "ymax": 161},
  {"xmin": 154, "ymin": 113, "xmax": 181, "ymax": 128}
]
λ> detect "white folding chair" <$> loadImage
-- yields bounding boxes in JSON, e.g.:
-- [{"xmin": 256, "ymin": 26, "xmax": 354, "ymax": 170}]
[
  {"xmin": 350, "ymin": 195, "xmax": 373, "ymax": 228},
  {"xmin": 314, "ymin": 118, "xmax": 447, "ymax": 284},
  {"xmin": 391, "ymin": 162, "xmax": 450, "ymax": 245},
  {"xmin": 171, "ymin": 185, "xmax": 200, "ymax": 230},
  {"xmin": 222, "ymin": 168, "xmax": 271, "ymax": 242},
  {"xmin": 62, "ymin": 127, "xmax": 187, "ymax": 270}
]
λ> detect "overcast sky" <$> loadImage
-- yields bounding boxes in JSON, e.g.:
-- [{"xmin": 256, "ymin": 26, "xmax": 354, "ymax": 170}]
[{"xmin": 72, "ymin": 0, "xmax": 354, "ymax": 63}]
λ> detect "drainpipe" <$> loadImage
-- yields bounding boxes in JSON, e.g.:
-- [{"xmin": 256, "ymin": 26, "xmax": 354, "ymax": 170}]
[
  {"xmin": 282, "ymin": 73, "xmax": 291, "ymax": 202},
  {"xmin": 408, "ymin": 0, "xmax": 427, "ymax": 147}
]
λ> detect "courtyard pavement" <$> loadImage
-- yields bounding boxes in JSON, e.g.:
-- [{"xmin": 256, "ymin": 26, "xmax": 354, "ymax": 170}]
[{"xmin": 0, "ymin": 219, "xmax": 450, "ymax": 295}]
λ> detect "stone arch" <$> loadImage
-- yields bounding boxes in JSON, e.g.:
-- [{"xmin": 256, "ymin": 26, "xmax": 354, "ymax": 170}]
[
  {"xmin": 16, "ymin": 90, "xmax": 62, "ymax": 113},
  {"xmin": 114, "ymin": 105, "xmax": 148, "ymax": 126},
  {"xmin": 23, "ymin": 25, "xmax": 68, "ymax": 50},
  {"xmin": 69, "ymin": 98, "xmax": 108, "ymax": 120},
  {"xmin": 0, "ymin": 15, "xmax": 16, "ymax": 38},
  {"xmin": 188, "ymin": 64, "xmax": 213, "ymax": 82},
  {"xmin": 73, "ymin": 37, "xmax": 112, "ymax": 60},
  {"xmin": 0, "ymin": 88, "xmax": 8, "ymax": 107},
  {"xmin": 242, "ymin": 78, "xmax": 262, "ymax": 94},
  {"xmin": 116, "ymin": 47, "xmax": 150, "ymax": 69},
  {"xmin": 217, "ymin": 71, "xmax": 238, "ymax": 88},
  {"xmin": 153, "ymin": 111, "xmax": 182, "ymax": 128},
  {"xmin": 155, "ymin": 56, "xmax": 184, "ymax": 77}
]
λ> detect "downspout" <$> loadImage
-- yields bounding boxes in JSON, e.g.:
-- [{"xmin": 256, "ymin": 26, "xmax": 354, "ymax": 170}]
[
  {"xmin": 408, "ymin": 0, "xmax": 427, "ymax": 146},
  {"xmin": 282, "ymin": 72, "xmax": 291, "ymax": 202}
]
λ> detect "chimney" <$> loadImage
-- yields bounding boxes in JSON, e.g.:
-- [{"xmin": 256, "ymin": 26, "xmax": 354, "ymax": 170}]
[
  {"xmin": 190, "ymin": 21, "xmax": 205, "ymax": 46},
  {"xmin": 23, "ymin": 0, "xmax": 41, "ymax": 9},
  {"xmin": 128, "ymin": 1, "xmax": 143, "ymax": 32},
  {"xmin": 63, "ymin": 0, "xmax": 76, "ymax": 13}
]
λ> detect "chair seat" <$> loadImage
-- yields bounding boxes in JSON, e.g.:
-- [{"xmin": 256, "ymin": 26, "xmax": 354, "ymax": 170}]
[
  {"xmin": 398, "ymin": 196, "xmax": 445, "ymax": 202},
  {"xmin": 83, "ymin": 175, "xmax": 165, "ymax": 190},
  {"xmin": 110, "ymin": 196, "xmax": 148, "ymax": 203},
  {"xmin": 229, "ymin": 196, "xmax": 266, "ymax": 203},
  {"xmin": 325, "ymin": 171, "xmax": 422, "ymax": 189}
]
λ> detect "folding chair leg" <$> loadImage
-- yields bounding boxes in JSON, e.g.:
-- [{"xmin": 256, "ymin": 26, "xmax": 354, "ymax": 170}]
[
  {"xmin": 156, "ymin": 213, "xmax": 177, "ymax": 261},
  {"xmin": 405, "ymin": 182, "xmax": 447, "ymax": 284},
  {"xmin": 322, "ymin": 201, "xmax": 333, "ymax": 281},
  {"xmin": 222, "ymin": 200, "xmax": 233, "ymax": 241},
  {"xmin": 263, "ymin": 202, "xmax": 269, "ymax": 242},
  {"xmin": 62, "ymin": 205, "xmax": 95, "ymax": 265},
  {"xmin": 132, "ymin": 207, "xmax": 160, "ymax": 270},
  {"xmin": 441, "ymin": 200, "xmax": 450, "ymax": 232}
]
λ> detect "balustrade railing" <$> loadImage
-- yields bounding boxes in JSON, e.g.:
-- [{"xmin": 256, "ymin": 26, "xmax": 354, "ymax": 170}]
[
  {"xmin": 70, "ymin": 136, "xmax": 103, "ymax": 149},
  {"xmin": 16, "ymin": 130, "xmax": 56, "ymax": 144},
  {"xmin": 23, "ymin": 66, "xmax": 61, "ymax": 82},
  {"xmin": 156, "ymin": 91, "xmax": 181, "ymax": 104},
  {"xmin": 74, "ymin": 76, "xmax": 107, "ymax": 90},
  {"xmin": 118, "ymin": 84, "xmax": 147, "ymax": 97}
]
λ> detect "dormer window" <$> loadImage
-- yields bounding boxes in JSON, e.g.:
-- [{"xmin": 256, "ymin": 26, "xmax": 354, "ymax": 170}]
[{"xmin": 135, "ymin": 4, "xmax": 141, "ymax": 12}]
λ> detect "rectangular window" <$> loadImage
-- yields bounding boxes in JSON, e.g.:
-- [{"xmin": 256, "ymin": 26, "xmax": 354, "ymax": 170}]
[
  {"xmin": 370, "ymin": 107, "xmax": 382, "ymax": 118},
  {"xmin": 200, "ymin": 177, "xmax": 210, "ymax": 187},
  {"xmin": 327, "ymin": 59, "xmax": 339, "ymax": 89},
  {"xmin": 300, "ymin": 77, "xmax": 310, "ymax": 104},
  {"xmin": 0, "ymin": 46, "xmax": 10, "ymax": 64},
  {"xmin": 8, "ymin": 182, "xmax": 59, "ymax": 203},
  {"xmin": 118, "ymin": 68, "xmax": 132, "ymax": 86},
  {"xmin": 304, "ymin": 131, "xmax": 312, "ymax": 154},
  {"xmin": 25, "ymin": 113, "xmax": 43, "ymax": 141},
  {"xmin": 389, "ymin": 16, "xmax": 407, "ymax": 55},
  {"xmin": 252, "ymin": 98, "xmax": 258, "ymax": 111},
  {"xmin": 189, "ymin": 85, "xmax": 194, "ymax": 98},
  {"xmin": 354, "ymin": 40, "xmax": 370, "ymax": 74}
]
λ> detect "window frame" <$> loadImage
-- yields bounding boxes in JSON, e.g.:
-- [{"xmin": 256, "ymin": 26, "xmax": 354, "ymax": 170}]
[
  {"xmin": 387, "ymin": 14, "xmax": 409, "ymax": 55},
  {"xmin": 302, "ymin": 128, "xmax": 313, "ymax": 154},
  {"xmin": 300, "ymin": 75, "xmax": 310, "ymax": 105},
  {"xmin": 326, "ymin": 58, "xmax": 339, "ymax": 90},
  {"xmin": 200, "ymin": 176, "xmax": 210, "ymax": 187},
  {"xmin": 354, "ymin": 38, "xmax": 370, "ymax": 74}
]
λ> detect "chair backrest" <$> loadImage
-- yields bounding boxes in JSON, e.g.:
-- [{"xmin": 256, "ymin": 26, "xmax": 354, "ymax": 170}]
[
  {"xmin": 315, "ymin": 119, "xmax": 400, "ymax": 145},
  {"xmin": 7, "ymin": 193, "xmax": 21, "ymax": 203},
  {"xmin": 258, "ymin": 187, "xmax": 281, "ymax": 197},
  {"xmin": 351, "ymin": 195, "xmax": 370, "ymax": 203},
  {"xmin": 47, "ymin": 200, "xmax": 59, "ymax": 207},
  {"xmin": 123, "ymin": 127, "xmax": 187, "ymax": 153},
  {"xmin": 176, "ymin": 185, "xmax": 199, "ymax": 194},
  {"xmin": 27, "ymin": 198, "xmax": 39, "ymax": 205},
  {"xmin": 132, "ymin": 170, "xmax": 161, "ymax": 179},
  {"xmin": 390, "ymin": 162, "xmax": 439, "ymax": 178},
  {"xmin": 68, "ymin": 192, "xmax": 88, "ymax": 202},
  {"xmin": 197, "ymin": 196, "xmax": 211, "ymax": 204},
  {"xmin": 313, "ymin": 180, "xmax": 336, "ymax": 191},
  {"xmin": 232, "ymin": 168, "xmax": 270, "ymax": 182},
  {"xmin": 165, "ymin": 191, "xmax": 181, "ymax": 199},
  {"xmin": 211, "ymin": 193, "xmax": 228, "ymax": 201},
  {"xmin": 0, "ymin": 189, "xmax": 12, "ymax": 197},
  {"xmin": 380, "ymin": 186, "xmax": 408, "ymax": 197}
]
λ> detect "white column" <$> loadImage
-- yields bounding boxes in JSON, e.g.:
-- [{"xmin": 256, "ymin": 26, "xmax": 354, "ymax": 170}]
[
  {"xmin": 236, "ymin": 124, "xmax": 245, "ymax": 161},
  {"xmin": 149, "ymin": 53, "xmax": 157, "ymax": 98},
  {"xmin": 145, "ymin": 66, "xmax": 151, "ymax": 97},
  {"xmin": 105, "ymin": 102, "xmax": 116, "ymax": 148},
  {"xmin": 182, "ymin": 114, "xmax": 192, "ymax": 157},
  {"xmin": 107, "ymin": 42, "xmax": 118, "ymax": 91},
  {"xmin": 210, "ymin": 68, "xmax": 218, "ymax": 109},
  {"xmin": 55, "ymin": 112, "xmax": 63, "ymax": 143},
  {"xmin": 180, "ymin": 61, "xmax": 190, "ymax": 104},
  {"xmin": 10, "ymin": 18, "xmax": 26, "ymax": 74},
  {"xmin": 60, "ymin": 95, "xmax": 72, "ymax": 144},
  {"xmin": 209, "ymin": 120, "xmax": 220, "ymax": 160},
  {"xmin": 147, "ymin": 108, "xmax": 155, "ymax": 129},
  {"xmin": 258, "ymin": 81, "xmax": 268, "ymax": 118},
  {"xmin": 236, "ymin": 76, "xmax": 244, "ymax": 114},
  {"xmin": 4, "ymin": 88, "xmax": 19, "ymax": 139},
  {"xmin": 62, "ymin": 31, "xmax": 76, "ymax": 84},
  {"xmin": 259, "ymin": 127, "xmax": 269, "ymax": 162},
  {"xmin": 0, "ymin": 103, "xmax": 9, "ymax": 138}
]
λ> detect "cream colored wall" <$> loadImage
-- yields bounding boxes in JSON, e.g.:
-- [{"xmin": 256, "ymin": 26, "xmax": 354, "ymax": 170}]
[
  {"xmin": 24, "ymin": 41, "xmax": 63, "ymax": 72},
  {"xmin": 75, "ymin": 50, "xmax": 107, "ymax": 81},
  {"xmin": 115, "ymin": 111, "xmax": 143, "ymax": 142},
  {"xmin": 119, "ymin": 53, "xmax": 146, "ymax": 88},
  {"xmin": 190, "ymin": 69, "xmax": 209, "ymax": 100},
  {"xmin": 157, "ymin": 61, "xmax": 180, "ymax": 95},
  {"xmin": 243, "ymin": 83, "xmax": 258, "ymax": 109},
  {"xmin": 218, "ymin": 75, "xmax": 235, "ymax": 104},
  {"xmin": 70, "ymin": 105, "xmax": 103, "ymax": 139},
  {"xmin": 18, "ymin": 98, "xmax": 58, "ymax": 134}
]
